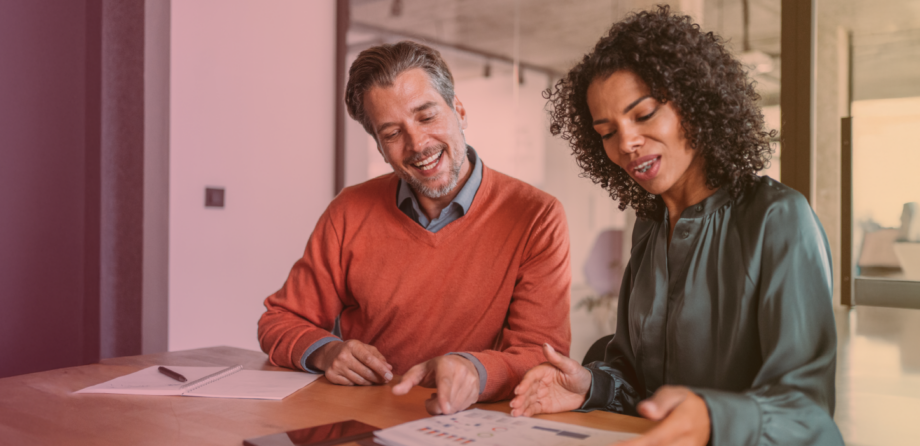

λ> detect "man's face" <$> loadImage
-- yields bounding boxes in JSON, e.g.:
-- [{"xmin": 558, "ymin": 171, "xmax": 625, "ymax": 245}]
[{"xmin": 363, "ymin": 68, "xmax": 469, "ymax": 199}]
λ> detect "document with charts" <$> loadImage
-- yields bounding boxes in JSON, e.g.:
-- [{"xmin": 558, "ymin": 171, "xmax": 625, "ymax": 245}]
[{"xmin": 373, "ymin": 409, "xmax": 637, "ymax": 446}]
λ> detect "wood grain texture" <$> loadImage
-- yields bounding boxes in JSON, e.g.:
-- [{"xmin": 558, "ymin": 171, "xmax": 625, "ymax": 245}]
[{"xmin": 0, "ymin": 346, "xmax": 653, "ymax": 445}]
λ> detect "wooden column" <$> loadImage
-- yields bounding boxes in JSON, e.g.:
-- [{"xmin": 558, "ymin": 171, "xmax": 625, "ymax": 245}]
[
  {"xmin": 334, "ymin": 0, "xmax": 349, "ymax": 195},
  {"xmin": 780, "ymin": 0, "xmax": 816, "ymax": 204}
]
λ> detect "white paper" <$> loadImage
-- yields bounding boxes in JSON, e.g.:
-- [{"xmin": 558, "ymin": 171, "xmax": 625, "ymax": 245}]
[
  {"xmin": 374, "ymin": 409, "xmax": 638, "ymax": 446},
  {"xmin": 75, "ymin": 366, "xmax": 229, "ymax": 395},
  {"xmin": 185, "ymin": 370, "xmax": 320, "ymax": 400},
  {"xmin": 75, "ymin": 365, "xmax": 319, "ymax": 400}
]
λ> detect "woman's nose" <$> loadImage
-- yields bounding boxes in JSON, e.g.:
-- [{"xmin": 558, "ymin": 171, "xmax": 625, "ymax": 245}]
[{"xmin": 619, "ymin": 126, "xmax": 643, "ymax": 154}]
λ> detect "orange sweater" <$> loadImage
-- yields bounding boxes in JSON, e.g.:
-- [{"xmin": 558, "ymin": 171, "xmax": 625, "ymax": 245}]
[{"xmin": 258, "ymin": 167, "xmax": 571, "ymax": 401}]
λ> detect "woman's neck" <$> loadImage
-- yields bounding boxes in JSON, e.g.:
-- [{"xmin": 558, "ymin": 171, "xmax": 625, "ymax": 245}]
[{"xmin": 661, "ymin": 156, "xmax": 717, "ymax": 245}]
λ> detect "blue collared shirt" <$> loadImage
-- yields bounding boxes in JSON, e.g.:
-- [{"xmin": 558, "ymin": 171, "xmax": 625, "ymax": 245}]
[{"xmin": 397, "ymin": 146, "xmax": 483, "ymax": 233}]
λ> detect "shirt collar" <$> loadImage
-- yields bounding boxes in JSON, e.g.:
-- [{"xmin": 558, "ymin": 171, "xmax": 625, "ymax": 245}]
[
  {"xmin": 397, "ymin": 145, "xmax": 482, "ymax": 215},
  {"xmin": 664, "ymin": 185, "xmax": 733, "ymax": 221}
]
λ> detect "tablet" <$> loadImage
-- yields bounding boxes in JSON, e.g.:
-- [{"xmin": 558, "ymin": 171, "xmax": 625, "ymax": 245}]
[{"xmin": 243, "ymin": 419, "xmax": 379, "ymax": 446}]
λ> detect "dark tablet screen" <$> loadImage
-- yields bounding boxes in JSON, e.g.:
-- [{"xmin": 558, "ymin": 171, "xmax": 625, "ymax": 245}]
[{"xmin": 243, "ymin": 420, "xmax": 379, "ymax": 446}]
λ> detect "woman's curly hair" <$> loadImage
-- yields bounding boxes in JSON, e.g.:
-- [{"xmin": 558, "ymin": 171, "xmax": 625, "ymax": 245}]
[{"xmin": 547, "ymin": 5, "xmax": 774, "ymax": 219}]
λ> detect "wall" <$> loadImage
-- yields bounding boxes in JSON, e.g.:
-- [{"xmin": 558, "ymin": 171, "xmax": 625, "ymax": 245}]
[
  {"xmin": 814, "ymin": 11, "xmax": 846, "ymax": 305},
  {"xmin": 99, "ymin": 0, "xmax": 146, "ymax": 360},
  {"xmin": 458, "ymin": 71, "xmax": 547, "ymax": 188},
  {"xmin": 169, "ymin": 0, "xmax": 336, "ymax": 352},
  {"xmin": 0, "ymin": 0, "xmax": 98, "ymax": 377},
  {"xmin": 851, "ymin": 98, "xmax": 920, "ymax": 228},
  {"xmin": 143, "ymin": 0, "xmax": 170, "ymax": 354}
]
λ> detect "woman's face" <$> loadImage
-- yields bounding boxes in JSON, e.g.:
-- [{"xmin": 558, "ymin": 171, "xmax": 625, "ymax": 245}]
[{"xmin": 587, "ymin": 70, "xmax": 702, "ymax": 197}]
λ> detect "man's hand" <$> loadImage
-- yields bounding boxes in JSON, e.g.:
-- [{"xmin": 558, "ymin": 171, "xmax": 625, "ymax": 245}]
[
  {"xmin": 509, "ymin": 343, "xmax": 592, "ymax": 417},
  {"xmin": 309, "ymin": 340, "xmax": 393, "ymax": 386},
  {"xmin": 616, "ymin": 386, "xmax": 711, "ymax": 446},
  {"xmin": 392, "ymin": 355, "xmax": 480, "ymax": 415}
]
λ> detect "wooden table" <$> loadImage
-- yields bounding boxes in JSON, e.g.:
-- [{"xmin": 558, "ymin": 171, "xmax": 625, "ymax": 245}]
[{"xmin": 0, "ymin": 346, "xmax": 653, "ymax": 445}]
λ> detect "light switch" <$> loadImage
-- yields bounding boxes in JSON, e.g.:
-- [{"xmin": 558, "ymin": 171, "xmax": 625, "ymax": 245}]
[{"xmin": 205, "ymin": 187, "xmax": 225, "ymax": 208}]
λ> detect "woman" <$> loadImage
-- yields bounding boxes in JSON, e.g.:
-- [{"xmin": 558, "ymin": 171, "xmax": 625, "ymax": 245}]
[{"xmin": 509, "ymin": 6, "xmax": 843, "ymax": 446}]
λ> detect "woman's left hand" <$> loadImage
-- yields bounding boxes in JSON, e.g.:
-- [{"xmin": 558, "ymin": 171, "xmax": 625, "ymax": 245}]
[{"xmin": 615, "ymin": 386, "xmax": 711, "ymax": 446}]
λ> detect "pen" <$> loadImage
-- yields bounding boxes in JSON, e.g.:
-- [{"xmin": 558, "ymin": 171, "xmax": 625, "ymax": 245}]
[{"xmin": 158, "ymin": 366, "xmax": 188, "ymax": 383}]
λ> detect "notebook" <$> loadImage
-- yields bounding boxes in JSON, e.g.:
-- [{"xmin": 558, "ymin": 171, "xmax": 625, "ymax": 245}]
[{"xmin": 75, "ymin": 365, "xmax": 320, "ymax": 400}]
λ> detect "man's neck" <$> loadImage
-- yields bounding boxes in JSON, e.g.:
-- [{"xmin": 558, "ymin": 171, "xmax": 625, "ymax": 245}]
[{"xmin": 415, "ymin": 154, "xmax": 472, "ymax": 221}]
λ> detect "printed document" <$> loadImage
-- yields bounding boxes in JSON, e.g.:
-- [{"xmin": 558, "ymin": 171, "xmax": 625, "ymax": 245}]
[{"xmin": 374, "ymin": 409, "xmax": 638, "ymax": 446}]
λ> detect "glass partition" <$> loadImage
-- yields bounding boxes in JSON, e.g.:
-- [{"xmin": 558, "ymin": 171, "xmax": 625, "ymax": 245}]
[
  {"xmin": 815, "ymin": 1, "xmax": 920, "ymax": 442},
  {"xmin": 813, "ymin": 0, "xmax": 920, "ymax": 308}
]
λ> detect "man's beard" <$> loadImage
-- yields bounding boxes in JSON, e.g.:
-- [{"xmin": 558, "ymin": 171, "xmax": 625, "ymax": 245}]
[{"xmin": 397, "ymin": 143, "xmax": 467, "ymax": 199}]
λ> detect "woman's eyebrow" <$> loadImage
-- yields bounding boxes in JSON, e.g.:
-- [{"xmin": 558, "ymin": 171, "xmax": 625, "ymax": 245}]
[
  {"xmin": 623, "ymin": 95, "xmax": 652, "ymax": 114},
  {"xmin": 592, "ymin": 95, "xmax": 653, "ymax": 125}
]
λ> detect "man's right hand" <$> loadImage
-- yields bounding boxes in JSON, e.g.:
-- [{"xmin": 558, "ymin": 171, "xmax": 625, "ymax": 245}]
[{"xmin": 308, "ymin": 340, "xmax": 394, "ymax": 386}]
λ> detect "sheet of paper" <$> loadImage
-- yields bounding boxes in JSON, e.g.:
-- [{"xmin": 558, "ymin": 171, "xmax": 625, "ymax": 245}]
[
  {"xmin": 75, "ymin": 366, "xmax": 228, "ymax": 395},
  {"xmin": 373, "ymin": 409, "xmax": 638, "ymax": 446},
  {"xmin": 186, "ymin": 370, "xmax": 320, "ymax": 400}
]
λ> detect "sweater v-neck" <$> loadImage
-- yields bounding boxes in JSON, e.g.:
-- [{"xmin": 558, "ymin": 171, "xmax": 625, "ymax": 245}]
[{"xmin": 385, "ymin": 166, "xmax": 495, "ymax": 248}]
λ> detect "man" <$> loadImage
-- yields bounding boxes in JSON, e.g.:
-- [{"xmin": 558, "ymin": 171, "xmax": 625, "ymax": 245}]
[{"xmin": 257, "ymin": 41, "xmax": 570, "ymax": 415}]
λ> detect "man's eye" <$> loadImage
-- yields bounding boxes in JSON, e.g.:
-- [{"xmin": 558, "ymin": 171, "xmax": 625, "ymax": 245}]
[
  {"xmin": 385, "ymin": 131, "xmax": 399, "ymax": 140},
  {"xmin": 421, "ymin": 116, "xmax": 435, "ymax": 122}
]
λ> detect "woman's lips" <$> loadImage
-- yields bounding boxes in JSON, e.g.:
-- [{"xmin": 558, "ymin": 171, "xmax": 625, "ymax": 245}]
[{"xmin": 629, "ymin": 155, "xmax": 661, "ymax": 181}]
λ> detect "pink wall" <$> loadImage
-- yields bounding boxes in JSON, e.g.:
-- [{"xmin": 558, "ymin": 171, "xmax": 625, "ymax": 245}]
[
  {"xmin": 169, "ymin": 0, "xmax": 336, "ymax": 351},
  {"xmin": 0, "ymin": 0, "xmax": 99, "ymax": 377}
]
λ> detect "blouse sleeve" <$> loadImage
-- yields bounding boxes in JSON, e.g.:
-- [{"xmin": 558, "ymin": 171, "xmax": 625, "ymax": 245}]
[
  {"xmin": 692, "ymin": 193, "xmax": 843, "ymax": 446},
  {"xmin": 578, "ymin": 260, "xmax": 644, "ymax": 415}
]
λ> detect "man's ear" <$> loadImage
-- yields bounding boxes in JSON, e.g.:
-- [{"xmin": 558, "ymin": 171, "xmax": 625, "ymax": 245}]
[
  {"xmin": 374, "ymin": 138, "xmax": 389, "ymax": 164},
  {"xmin": 453, "ymin": 95, "xmax": 468, "ymax": 130}
]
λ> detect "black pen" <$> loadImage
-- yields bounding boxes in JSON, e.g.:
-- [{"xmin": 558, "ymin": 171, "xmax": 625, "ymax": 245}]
[{"xmin": 158, "ymin": 366, "xmax": 188, "ymax": 383}]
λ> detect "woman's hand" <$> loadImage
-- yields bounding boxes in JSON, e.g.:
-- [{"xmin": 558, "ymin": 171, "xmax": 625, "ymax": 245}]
[
  {"xmin": 509, "ymin": 343, "xmax": 592, "ymax": 417},
  {"xmin": 617, "ymin": 385, "xmax": 711, "ymax": 446}
]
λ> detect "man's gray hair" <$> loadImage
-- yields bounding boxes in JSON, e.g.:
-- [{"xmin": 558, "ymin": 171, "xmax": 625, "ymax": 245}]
[{"xmin": 345, "ymin": 41, "xmax": 456, "ymax": 137}]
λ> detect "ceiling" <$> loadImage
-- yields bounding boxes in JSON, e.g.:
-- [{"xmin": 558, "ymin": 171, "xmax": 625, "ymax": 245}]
[{"xmin": 349, "ymin": 0, "xmax": 920, "ymax": 103}]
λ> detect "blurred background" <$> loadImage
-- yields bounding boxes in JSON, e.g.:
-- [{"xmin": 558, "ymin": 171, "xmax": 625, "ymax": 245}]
[
  {"xmin": 1, "ymin": 1, "xmax": 918, "ymax": 444},
  {"xmin": 343, "ymin": 0, "xmax": 782, "ymax": 365}
]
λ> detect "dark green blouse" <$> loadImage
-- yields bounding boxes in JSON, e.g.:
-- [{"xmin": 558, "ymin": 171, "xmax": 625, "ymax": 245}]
[{"xmin": 581, "ymin": 177, "xmax": 844, "ymax": 445}]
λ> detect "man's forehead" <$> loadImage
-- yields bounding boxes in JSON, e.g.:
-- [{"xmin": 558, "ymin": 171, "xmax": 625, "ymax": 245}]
[{"xmin": 365, "ymin": 69, "xmax": 448, "ymax": 109}]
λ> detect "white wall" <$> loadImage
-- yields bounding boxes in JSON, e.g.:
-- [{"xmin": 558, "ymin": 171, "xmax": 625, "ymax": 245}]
[
  {"xmin": 852, "ymin": 97, "xmax": 920, "ymax": 228},
  {"xmin": 169, "ymin": 0, "xmax": 336, "ymax": 352},
  {"xmin": 458, "ymin": 71, "xmax": 547, "ymax": 188},
  {"xmin": 541, "ymin": 129, "xmax": 628, "ymax": 362}
]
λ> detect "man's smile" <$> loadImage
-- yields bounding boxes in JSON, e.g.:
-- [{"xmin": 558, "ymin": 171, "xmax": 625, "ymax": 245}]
[{"xmin": 413, "ymin": 150, "xmax": 443, "ymax": 171}]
